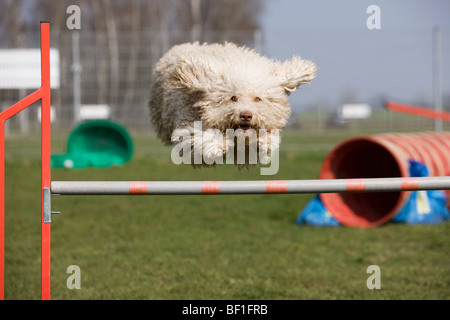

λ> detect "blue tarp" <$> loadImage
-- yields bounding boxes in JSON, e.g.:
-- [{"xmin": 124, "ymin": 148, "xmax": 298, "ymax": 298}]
[
  {"xmin": 296, "ymin": 195, "xmax": 340, "ymax": 226},
  {"xmin": 392, "ymin": 160, "xmax": 450, "ymax": 224}
]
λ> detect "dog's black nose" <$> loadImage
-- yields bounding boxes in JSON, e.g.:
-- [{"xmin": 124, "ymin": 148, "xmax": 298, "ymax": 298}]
[{"xmin": 240, "ymin": 110, "xmax": 253, "ymax": 123}]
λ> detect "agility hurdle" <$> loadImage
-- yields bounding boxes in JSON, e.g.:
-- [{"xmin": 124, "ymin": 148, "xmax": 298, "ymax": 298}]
[
  {"xmin": 50, "ymin": 178, "xmax": 450, "ymax": 195},
  {"xmin": 1, "ymin": 22, "xmax": 450, "ymax": 300}
]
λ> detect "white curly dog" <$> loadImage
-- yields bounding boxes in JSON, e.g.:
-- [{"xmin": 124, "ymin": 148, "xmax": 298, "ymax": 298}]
[{"xmin": 149, "ymin": 42, "xmax": 316, "ymax": 168}]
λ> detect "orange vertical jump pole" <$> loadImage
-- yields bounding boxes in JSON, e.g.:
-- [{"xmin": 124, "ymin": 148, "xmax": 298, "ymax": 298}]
[{"xmin": 40, "ymin": 21, "xmax": 52, "ymax": 301}]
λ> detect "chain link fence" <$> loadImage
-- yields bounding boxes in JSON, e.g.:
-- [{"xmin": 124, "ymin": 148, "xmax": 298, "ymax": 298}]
[{"xmin": 1, "ymin": 29, "xmax": 262, "ymax": 158}]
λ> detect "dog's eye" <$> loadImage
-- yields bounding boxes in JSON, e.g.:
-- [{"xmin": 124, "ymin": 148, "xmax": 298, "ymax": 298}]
[
  {"xmin": 231, "ymin": 96, "xmax": 238, "ymax": 102},
  {"xmin": 254, "ymin": 97, "xmax": 261, "ymax": 102}
]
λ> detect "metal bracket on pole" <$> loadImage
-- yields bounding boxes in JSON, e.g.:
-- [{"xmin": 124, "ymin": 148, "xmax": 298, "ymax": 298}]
[
  {"xmin": 43, "ymin": 188, "xmax": 61, "ymax": 224},
  {"xmin": 43, "ymin": 188, "xmax": 51, "ymax": 223}
]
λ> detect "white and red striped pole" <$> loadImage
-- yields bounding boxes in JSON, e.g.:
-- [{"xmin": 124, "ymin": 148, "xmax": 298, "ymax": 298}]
[{"xmin": 51, "ymin": 176, "xmax": 450, "ymax": 196}]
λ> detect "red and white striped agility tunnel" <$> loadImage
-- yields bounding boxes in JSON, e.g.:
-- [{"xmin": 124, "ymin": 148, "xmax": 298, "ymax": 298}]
[{"xmin": 319, "ymin": 132, "xmax": 450, "ymax": 227}]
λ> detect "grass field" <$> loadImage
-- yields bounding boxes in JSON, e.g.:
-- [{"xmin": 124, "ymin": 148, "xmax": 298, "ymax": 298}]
[{"xmin": 4, "ymin": 128, "xmax": 450, "ymax": 300}]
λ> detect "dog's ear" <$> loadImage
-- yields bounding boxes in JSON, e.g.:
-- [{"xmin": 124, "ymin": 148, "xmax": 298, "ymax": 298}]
[
  {"xmin": 275, "ymin": 57, "xmax": 317, "ymax": 95},
  {"xmin": 169, "ymin": 57, "xmax": 214, "ymax": 93}
]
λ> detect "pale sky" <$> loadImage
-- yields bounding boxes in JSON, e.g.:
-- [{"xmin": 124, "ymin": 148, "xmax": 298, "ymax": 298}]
[{"xmin": 260, "ymin": 0, "xmax": 450, "ymax": 110}]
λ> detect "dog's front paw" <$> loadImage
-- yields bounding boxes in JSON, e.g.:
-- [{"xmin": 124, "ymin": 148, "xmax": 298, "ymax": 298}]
[
  {"xmin": 258, "ymin": 131, "xmax": 280, "ymax": 164},
  {"xmin": 201, "ymin": 129, "xmax": 225, "ymax": 163},
  {"xmin": 204, "ymin": 144, "xmax": 224, "ymax": 159},
  {"xmin": 259, "ymin": 151, "xmax": 271, "ymax": 165},
  {"xmin": 257, "ymin": 143, "xmax": 272, "ymax": 164},
  {"xmin": 202, "ymin": 144, "xmax": 225, "ymax": 165}
]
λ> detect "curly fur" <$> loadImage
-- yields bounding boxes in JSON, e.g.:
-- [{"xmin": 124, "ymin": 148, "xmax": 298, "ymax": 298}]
[{"xmin": 148, "ymin": 42, "xmax": 316, "ymax": 166}]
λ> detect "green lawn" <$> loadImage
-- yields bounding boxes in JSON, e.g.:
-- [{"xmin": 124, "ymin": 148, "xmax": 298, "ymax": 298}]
[{"xmin": 3, "ymin": 129, "xmax": 450, "ymax": 299}]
